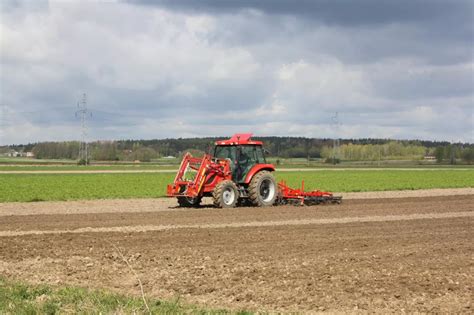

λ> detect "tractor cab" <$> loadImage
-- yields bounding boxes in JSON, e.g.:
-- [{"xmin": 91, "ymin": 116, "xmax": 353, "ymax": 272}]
[{"xmin": 213, "ymin": 134, "xmax": 267, "ymax": 182}]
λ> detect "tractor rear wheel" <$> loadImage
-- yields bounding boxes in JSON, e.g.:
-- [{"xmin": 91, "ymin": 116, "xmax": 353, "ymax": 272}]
[
  {"xmin": 177, "ymin": 196, "xmax": 202, "ymax": 207},
  {"xmin": 213, "ymin": 180, "xmax": 238, "ymax": 208},
  {"xmin": 249, "ymin": 171, "xmax": 277, "ymax": 207}
]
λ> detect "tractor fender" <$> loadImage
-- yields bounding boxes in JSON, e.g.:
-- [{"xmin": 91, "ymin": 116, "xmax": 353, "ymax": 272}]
[{"xmin": 243, "ymin": 164, "xmax": 275, "ymax": 184}]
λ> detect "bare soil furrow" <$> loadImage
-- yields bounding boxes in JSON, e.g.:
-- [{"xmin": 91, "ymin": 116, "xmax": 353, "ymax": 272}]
[
  {"xmin": 0, "ymin": 211, "xmax": 472, "ymax": 237},
  {"xmin": 0, "ymin": 188, "xmax": 472, "ymax": 217}
]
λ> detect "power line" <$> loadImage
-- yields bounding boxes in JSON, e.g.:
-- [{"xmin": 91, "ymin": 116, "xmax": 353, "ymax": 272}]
[
  {"xmin": 331, "ymin": 111, "xmax": 341, "ymax": 164},
  {"xmin": 75, "ymin": 93, "xmax": 92, "ymax": 164},
  {"xmin": 0, "ymin": 105, "xmax": 5, "ymax": 145}
]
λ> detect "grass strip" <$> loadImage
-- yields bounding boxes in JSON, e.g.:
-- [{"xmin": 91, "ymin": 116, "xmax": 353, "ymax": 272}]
[{"xmin": 0, "ymin": 277, "xmax": 250, "ymax": 314}]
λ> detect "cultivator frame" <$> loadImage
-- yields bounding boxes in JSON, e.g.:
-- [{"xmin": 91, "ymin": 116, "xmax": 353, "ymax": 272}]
[{"xmin": 277, "ymin": 181, "xmax": 342, "ymax": 206}]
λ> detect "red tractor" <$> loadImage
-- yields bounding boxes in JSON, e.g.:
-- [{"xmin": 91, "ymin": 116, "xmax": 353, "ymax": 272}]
[
  {"xmin": 167, "ymin": 133, "xmax": 276, "ymax": 208},
  {"xmin": 167, "ymin": 133, "xmax": 341, "ymax": 208}
]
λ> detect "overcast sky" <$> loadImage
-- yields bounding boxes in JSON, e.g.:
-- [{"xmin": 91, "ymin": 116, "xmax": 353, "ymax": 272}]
[{"xmin": 0, "ymin": 0, "xmax": 473, "ymax": 145}]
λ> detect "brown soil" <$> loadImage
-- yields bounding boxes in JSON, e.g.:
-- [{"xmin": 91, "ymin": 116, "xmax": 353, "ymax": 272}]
[
  {"xmin": 1, "ymin": 188, "xmax": 472, "ymax": 217},
  {"xmin": 0, "ymin": 195, "xmax": 472, "ymax": 313},
  {"xmin": 341, "ymin": 187, "xmax": 473, "ymax": 199}
]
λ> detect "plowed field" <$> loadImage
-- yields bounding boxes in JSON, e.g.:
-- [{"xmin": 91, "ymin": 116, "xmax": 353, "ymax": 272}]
[{"xmin": 0, "ymin": 193, "xmax": 472, "ymax": 313}]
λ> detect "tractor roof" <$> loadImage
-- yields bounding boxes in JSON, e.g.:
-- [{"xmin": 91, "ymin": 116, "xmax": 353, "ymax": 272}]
[{"xmin": 215, "ymin": 133, "xmax": 263, "ymax": 146}]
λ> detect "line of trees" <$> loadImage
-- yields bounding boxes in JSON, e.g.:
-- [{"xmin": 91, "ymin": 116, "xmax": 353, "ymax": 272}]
[
  {"xmin": 434, "ymin": 145, "xmax": 474, "ymax": 164},
  {"xmin": 321, "ymin": 142, "xmax": 427, "ymax": 161},
  {"xmin": 4, "ymin": 137, "xmax": 474, "ymax": 164},
  {"xmin": 89, "ymin": 142, "xmax": 159, "ymax": 162},
  {"xmin": 32, "ymin": 142, "xmax": 80, "ymax": 160}
]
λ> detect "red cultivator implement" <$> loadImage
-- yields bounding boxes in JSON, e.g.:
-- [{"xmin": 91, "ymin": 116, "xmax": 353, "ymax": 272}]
[
  {"xmin": 277, "ymin": 181, "xmax": 342, "ymax": 206},
  {"xmin": 167, "ymin": 133, "xmax": 342, "ymax": 208}
]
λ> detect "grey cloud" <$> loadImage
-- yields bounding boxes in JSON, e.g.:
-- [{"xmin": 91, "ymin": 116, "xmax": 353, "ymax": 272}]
[
  {"xmin": 129, "ymin": 0, "xmax": 471, "ymax": 27},
  {"xmin": 0, "ymin": 0, "xmax": 48, "ymax": 12},
  {"xmin": 369, "ymin": 63, "xmax": 474, "ymax": 100},
  {"xmin": 133, "ymin": 1, "xmax": 474, "ymax": 68},
  {"xmin": 129, "ymin": 0, "xmax": 473, "ymax": 65}
]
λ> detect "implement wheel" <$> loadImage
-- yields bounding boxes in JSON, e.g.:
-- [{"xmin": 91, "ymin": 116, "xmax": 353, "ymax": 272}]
[
  {"xmin": 249, "ymin": 171, "xmax": 277, "ymax": 207},
  {"xmin": 213, "ymin": 180, "xmax": 238, "ymax": 208}
]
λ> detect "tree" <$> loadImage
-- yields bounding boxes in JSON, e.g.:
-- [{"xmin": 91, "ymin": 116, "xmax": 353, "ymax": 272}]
[
  {"xmin": 179, "ymin": 149, "xmax": 205, "ymax": 158},
  {"xmin": 132, "ymin": 147, "xmax": 157, "ymax": 162},
  {"xmin": 462, "ymin": 147, "xmax": 474, "ymax": 164},
  {"xmin": 92, "ymin": 142, "xmax": 118, "ymax": 161},
  {"xmin": 434, "ymin": 146, "xmax": 445, "ymax": 163}
]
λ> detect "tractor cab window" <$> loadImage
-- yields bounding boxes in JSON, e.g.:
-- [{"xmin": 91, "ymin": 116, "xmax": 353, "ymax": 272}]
[
  {"xmin": 214, "ymin": 145, "xmax": 237, "ymax": 162},
  {"xmin": 214, "ymin": 145, "xmax": 266, "ymax": 164},
  {"xmin": 239, "ymin": 145, "xmax": 266, "ymax": 164},
  {"xmin": 233, "ymin": 145, "xmax": 266, "ymax": 182},
  {"xmin": 238, "ymin": 145, "xmax": 255, "ymax": 165},
  {"xmin": 255, "ymin": 146, "xmax": 266, "ymax": 164}
]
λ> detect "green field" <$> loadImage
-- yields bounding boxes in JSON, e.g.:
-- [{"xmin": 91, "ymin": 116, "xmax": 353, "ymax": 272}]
[
  {"xmin": 0, "ymin": 157, "xmax": 77, "ymax": 165},
  {"xmin": 2, "ymin": 156, "xmax": 472, "ymax": 171},
  {"xmin": 0, "ymin": 164, "xmax": 178, "ymax": 171},
  {"xmin": 278, "ymin": 170, "xmax": 474, "ymax": 192},
  {"xmin": 0, "ymin": 277, "xmax": 247, "ymax": 314},
  {"xmin": 1, "ymin": 170, "xmax": 472, "ymax": 202},
  {"xmin": 0, "ymin": 156, "xmax": 474, "ymax": 171}
]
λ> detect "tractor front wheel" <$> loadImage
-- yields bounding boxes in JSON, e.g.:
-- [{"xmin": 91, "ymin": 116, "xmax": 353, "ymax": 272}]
[
  {"xmin": 249, "ymin": 171, "xmax": 277, "ymax": 207},
  {"xmin": 213, "ymin": 180, "xmax": 238, "ymax": 208}
]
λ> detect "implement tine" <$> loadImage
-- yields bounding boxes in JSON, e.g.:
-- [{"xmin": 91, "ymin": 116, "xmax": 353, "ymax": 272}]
[{"xmin": 278, "ymin": 180, "xmax": 342, "ymax": 206}]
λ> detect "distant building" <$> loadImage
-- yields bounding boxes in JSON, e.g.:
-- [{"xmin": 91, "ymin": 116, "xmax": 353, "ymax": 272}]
[
  {"xmin": 3, "ymin": 150, "xmax": 34, "ymax": 158},
  {"xmin": 7, "ymin": 150, "xmax": 19, "ymax": 157}
]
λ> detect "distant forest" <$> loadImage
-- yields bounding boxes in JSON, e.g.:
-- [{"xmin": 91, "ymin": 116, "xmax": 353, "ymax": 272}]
[{"xmin": 3, "ymin": 136, "xmax": 474, "ymax": 163}]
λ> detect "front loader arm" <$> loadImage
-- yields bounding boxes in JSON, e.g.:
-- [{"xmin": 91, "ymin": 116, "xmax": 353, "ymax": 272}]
[{"xmin": 167, "ymin": 154, "xmax": 231, "ymax": 199}]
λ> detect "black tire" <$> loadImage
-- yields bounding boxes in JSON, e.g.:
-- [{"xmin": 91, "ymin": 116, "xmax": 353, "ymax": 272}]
[
  {"xmin": 213, "ymin": 180, "xmax": 238, "ymax": 208},
  {"xmin": 177, "ymin": 196, "xmax": 202, "ymax": 207},
  {"xmin": 249, "ymin": 171, "xmax": 277, "ymax": 207}
]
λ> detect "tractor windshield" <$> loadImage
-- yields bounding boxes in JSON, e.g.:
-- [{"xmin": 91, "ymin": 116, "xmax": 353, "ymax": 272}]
[{"xmin": 214, "ymin": 145, "xmax": 237, "ymax": 161}]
